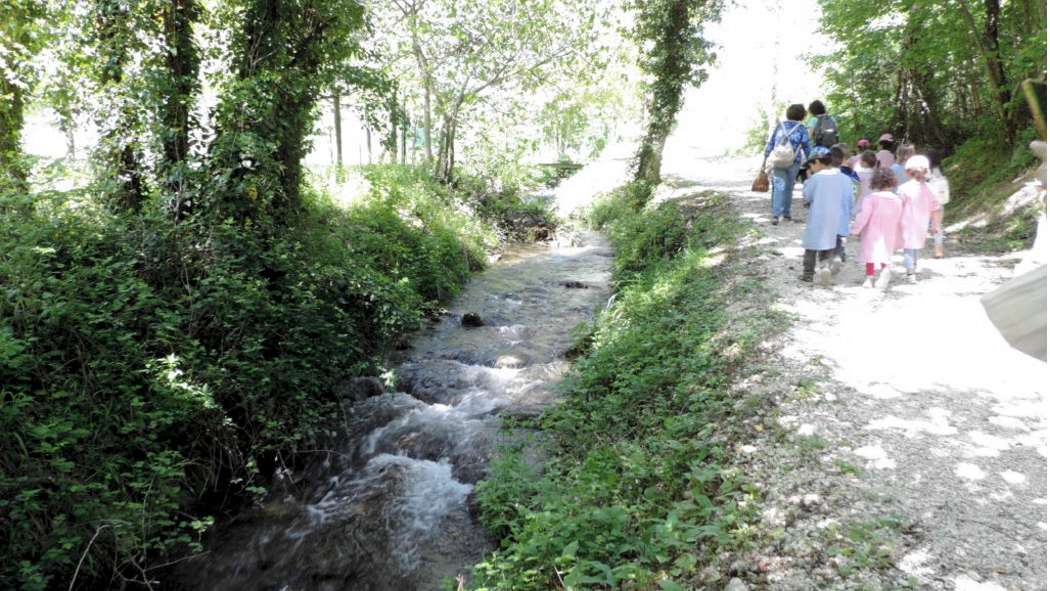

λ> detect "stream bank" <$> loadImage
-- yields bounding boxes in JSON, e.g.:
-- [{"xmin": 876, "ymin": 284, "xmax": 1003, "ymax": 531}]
[{"xmin": 168, "ymin": 232, "xmax": 615, "ymax": 591}]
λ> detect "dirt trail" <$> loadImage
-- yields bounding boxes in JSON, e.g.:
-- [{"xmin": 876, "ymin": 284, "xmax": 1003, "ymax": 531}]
[{"xmin": 657, "ymin": 153, "xmax": 1048, "ymax": 590}]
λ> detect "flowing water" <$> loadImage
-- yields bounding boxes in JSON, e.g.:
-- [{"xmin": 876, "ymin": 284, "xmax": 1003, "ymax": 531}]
[{"xmin": 171, "ymin": 231, "xmax": 614, "ymax": 591}]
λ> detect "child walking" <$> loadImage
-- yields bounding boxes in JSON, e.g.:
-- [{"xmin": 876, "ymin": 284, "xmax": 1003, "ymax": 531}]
[
  {"xmin": 854, "ymin": 150, "xmax": 877, "ymax": 201},
  {"xmin": 892, "ymin": 144, "xmax": 916, "ymax": 184},
  {"xmin": 926, "ymin": 149, "xmax": 950, "ymax": 258},
  {"xmin": 897, "ymin": 155, "xmax": 941, "ymax": 283},
  {"xmin": 849, "ymin": 168, "xmax": 903, "ymax": 289},
  {"xmin": 801, "ymin": 147, "xmax": 852, "ymax": 285},
  {"xmin": 831, "ymin": 146, "xmax": 857, "ymax": 262},
  {"xmin": 875, "ymin": 134, "xmax": 896, "ymax": 169},
  {"xmin": 847, "ymin": 139, "xmax": 870, "ymax": 169}
]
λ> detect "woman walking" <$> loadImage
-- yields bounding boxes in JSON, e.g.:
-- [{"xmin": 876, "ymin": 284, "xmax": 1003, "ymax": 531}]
[{"xmin": 763, "ymin": 104, "xmax": 811, "ymax": 225}]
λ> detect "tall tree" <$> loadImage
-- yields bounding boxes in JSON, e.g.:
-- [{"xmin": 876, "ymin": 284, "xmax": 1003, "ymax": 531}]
[
  {"xmin": 818, "ymin": 0, "xmax": 1045, "ymax": 147},
  {"xmin": 374, "ymin": 0, "xmax": 602, "ymax": 181},
  {"xmin": 628, "ymin": 0, "xmax": 723, "ymax": 186},
  {"xmin": 160, "ymin": 0, "xmax": 202, "ymax": 219},
  {"xmin": 206, "ymin": 0, "xmax": 368, "ymax": 224},
  {"xmin": 91, "ymin": 0, "xmax": 150, "ymax": 212},
  {"xmin": 955, "ymin": 0, "xmax": 1014, "ymax": 135},
  {"xmin": 0, "ymin": 0, "xmax": 46, "ymax": 201}
]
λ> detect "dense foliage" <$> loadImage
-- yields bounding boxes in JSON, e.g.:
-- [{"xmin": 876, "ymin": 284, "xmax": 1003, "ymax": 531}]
[
  {"xmin": 0, "ymin": 161, "xmax": 549, "ymax": 589},
  {"xmin": 367, "ymin": 0, "xmax": 634, "ymax": 181},
  {"xmin": 1, "ymin": 2, "xmax": 564, "ymax": 588},
  {"xmin": 816, "ymin": 0, "xmax": 1045, "ymax": 151},
  {"xmin": 471, "ymin": 188, "xmax": 782, "ymax": 590},
  {"xmin": 814, "ymin": 0, "xmax": 1045, "ymax": 252}
]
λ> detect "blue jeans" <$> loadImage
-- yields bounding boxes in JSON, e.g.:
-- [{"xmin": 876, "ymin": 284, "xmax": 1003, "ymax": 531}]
[
  {"xmin": 903, "ymin": 248, "xmax": 920, "ymax": 272},
  {"xmin": 771, "ymin": 162, "xmax": 801, "ymax": 218}
]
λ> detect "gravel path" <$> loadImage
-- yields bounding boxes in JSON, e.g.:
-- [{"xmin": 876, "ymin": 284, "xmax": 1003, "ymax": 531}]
[{"xmin": 661, "ymin": 153, "xmax": 1048, "ymax": 591}]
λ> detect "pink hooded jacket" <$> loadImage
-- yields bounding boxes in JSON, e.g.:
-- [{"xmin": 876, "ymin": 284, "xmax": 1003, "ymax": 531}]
[
  {"xmin": 850, "ymin": 191, "xmax": 903, "ymax": 265},
  {"xmin": 897, "ymin": 179, "xmax": 940, "ymax": 249}
]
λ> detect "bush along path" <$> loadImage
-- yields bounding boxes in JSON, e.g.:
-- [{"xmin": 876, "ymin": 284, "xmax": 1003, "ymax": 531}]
[
  {"xmin": 650, "ymin": 155, "xmax": 1047, "ymax": 591},
  {"xmin": 470, "ymin": 183, "xmax": 788, "ymax": 590}
]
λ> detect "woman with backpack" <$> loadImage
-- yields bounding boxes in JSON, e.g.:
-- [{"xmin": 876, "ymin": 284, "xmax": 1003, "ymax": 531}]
[
  {"xmin": 806, "ymin": 100, "xmax": 839, "ymax": 148},
  {"xmin": 763, "ymin": 103, "xmax": 810, "ymax": 225}
]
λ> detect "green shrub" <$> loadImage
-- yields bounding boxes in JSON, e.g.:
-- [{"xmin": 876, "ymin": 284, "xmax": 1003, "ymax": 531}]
[
  {"xmin": 0, "ymin": 163, "xmax": 526, "ymax": 590},
  {"xmin": 0, "ymin": 208, "xmax": 233, "ymax": 590},
  {"xmin": 472, "ymin": 190, "xmax": 766, "ymax": 590},
  {"xmin": 585, "ymin": 180, "xmax": 654, "ymax": 228}
]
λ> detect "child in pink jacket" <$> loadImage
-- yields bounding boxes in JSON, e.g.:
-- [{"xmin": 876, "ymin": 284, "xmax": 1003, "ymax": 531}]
[
  {"xmin": 897, "ymin": 155, "xmax": 941, "ymax": 283},
  {"xmin": 853, "ymin": 150, "xmax": 877, "ymax": 202},
  {"xmin": 850, "ymin": 168, "xmax": 903, "ymax": 289}
]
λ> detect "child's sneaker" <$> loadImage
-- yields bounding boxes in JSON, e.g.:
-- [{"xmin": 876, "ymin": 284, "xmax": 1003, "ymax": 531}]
[
  {"xmin": 875, "ymin": 267, "xmax": 891, "ymax": 289},
  {"xmin": 817, "ymin": 265, "xmax": 832, "ymax": 286},
  {"xmin": 907, "ymin": 273, "xmax": 917, "ymax": 284},
  {"xmin": 862, "ymin": 277, "xmax": 874, "ymax": 288}
]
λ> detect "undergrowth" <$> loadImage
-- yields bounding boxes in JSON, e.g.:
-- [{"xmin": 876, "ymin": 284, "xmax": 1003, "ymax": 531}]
[
  {"xmin": 0, "ymin": 163, "xmax": 541, "ymax": 590},
  {"xmin": 470, "ymin": 185, "xmax": 784, "ymax": 590},
  {"xmin": 943, "ymin": 126, "xmax": 1044, "ymax": 253}
]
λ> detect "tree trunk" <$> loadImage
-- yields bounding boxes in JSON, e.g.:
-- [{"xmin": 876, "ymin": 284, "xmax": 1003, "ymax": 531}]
[
  {"xmin": 366, "ymin": 125, "xmax": 372, "ymax": 164},
  {"xmin": 333, "ymin": 91, "xmax": 343, "ymax": 168},
  {"xmin": 955, "ymin": 0, "xmax": 1013, "ymax": 136},
  {"xmin": 387, "ymin": 95, "xmax": 398, "ymax": 163},
  {"xmin": 65, "ymin": 124, "xmax": 76, "ymax": 162},
  {"xmin": 439, "ymin": 97, "xmax": 466, "ymax": 182},
  {"xmin": 423, "ymin": 81, "xmax": 433, "ymax": 163},
  {"xmin": 162, "ymin": 0, "xmax": 200, "ymax": 220},
  {"xmin": 434, "ymin": 121, "xmax": 446, "ymax": 178},
  {"xmin": 0, "ymin": 79, "xmax": 28, "ymax": 199},
  {"xmin": 632, "ymin": 0, "xmax": 693, "ymax": 187},
  {"xmin": 982, "ymin": 0, "xmax": 1012, "ymax": 133},
  {"xmin": 400, "ymin": 107, "xmax": 407, "ymax": 165},
  {"xmin": 913, "ymin": 79, "xmax": 951, "ymax": 146},
  {"xmin": 436, "ymin": 112, "xmax": 458, "ymax": 182},
  {"xmin": 96, "ymin": 0, "xmax": 145, "ymax": 213},
  {"xmin": 634, "ymin": 135, "xmax": 665, "ymax": 185},
  {"xmin": 1019, "ymin": 0, "xmax": 1039, "ymax": 35}
]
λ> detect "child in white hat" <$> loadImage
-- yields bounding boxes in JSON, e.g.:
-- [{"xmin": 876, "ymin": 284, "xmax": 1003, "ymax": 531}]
[{"xmin": 897, "ymin": 155, "xmax": 941, "ymax": 283}]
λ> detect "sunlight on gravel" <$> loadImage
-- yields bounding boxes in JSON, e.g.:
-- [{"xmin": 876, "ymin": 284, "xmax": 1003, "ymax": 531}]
[{"xmin": 652, "ymin": 150, "xmax": 1047, "ymax": 591}]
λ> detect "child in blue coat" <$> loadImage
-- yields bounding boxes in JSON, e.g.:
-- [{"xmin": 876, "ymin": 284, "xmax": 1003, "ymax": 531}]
[
  {"xmin": 830, "ymin": 145, "xmax": 857, "ymax": 262},
  {"xmin": 801, "ymin": 147, "xmax": 853, "ymax": 285}
]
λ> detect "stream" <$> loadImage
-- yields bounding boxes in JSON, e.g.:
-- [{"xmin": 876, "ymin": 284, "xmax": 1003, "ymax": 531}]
[{"xmin": 170, "ymin": 231, "xmax": 614, "ymax": 591}]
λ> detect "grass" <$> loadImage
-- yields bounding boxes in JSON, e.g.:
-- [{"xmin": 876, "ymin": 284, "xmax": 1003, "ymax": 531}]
[
  {"xmin": 943, "ymin": 127, "xmax": 1045, "ymax": 254},
  {"xmin": 468, "ymin": 186, "xmax": 787, "ymax": 590}
]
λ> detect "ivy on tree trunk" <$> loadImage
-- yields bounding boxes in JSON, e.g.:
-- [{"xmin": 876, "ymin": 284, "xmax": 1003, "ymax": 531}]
[{"xmin": 629, "ymin": 0, "xmax": 722, "ymax": 189}]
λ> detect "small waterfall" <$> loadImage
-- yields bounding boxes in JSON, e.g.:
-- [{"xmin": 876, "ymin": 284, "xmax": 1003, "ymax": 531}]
[{"xmin": 171, "ymin": 232, "xmax": 613, "ymax": 591}]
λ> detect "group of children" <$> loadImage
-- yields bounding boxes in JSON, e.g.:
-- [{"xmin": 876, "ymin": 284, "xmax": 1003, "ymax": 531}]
[{"xmin": 796, "ymin": 135, "xmax": 950, "ymax": 288}]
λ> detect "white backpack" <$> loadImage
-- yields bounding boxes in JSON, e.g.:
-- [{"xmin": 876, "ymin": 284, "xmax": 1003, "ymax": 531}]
[{"xmin": 770, "ymin": 122, "xmax": 804, "ymax": 168}]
